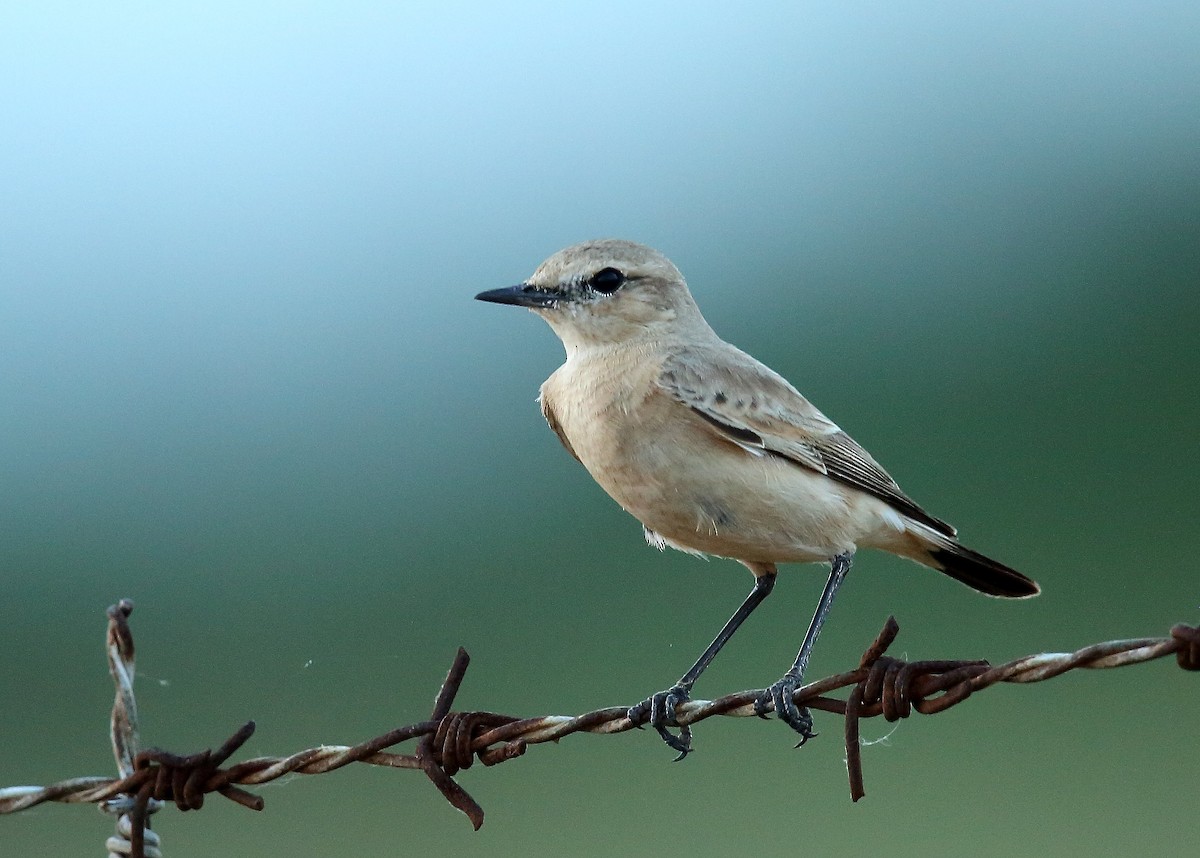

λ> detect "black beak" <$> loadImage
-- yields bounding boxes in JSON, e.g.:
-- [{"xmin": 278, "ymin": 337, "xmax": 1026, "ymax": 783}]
[{"xmin": 474, "ymin": 284, "xmax": 560, "ymax": 309}]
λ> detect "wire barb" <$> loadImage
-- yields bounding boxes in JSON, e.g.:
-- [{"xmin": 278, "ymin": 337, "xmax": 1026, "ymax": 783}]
[
  {"xmin": 1, "ymin": 602, "xmax": 1196, "ymax": 856},
  {"xmin": 414, "ymin": 648, "xmax": 519, "ymax": 829},
  {"xmin": 1171, "ymin": 623, "xmax": 1200, "ymax": 670}
]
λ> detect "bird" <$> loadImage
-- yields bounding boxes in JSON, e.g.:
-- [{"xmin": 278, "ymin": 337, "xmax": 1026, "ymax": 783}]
[{"xmin": 475, "ymin": 239, "xmax": 1039, "ymax": 757}]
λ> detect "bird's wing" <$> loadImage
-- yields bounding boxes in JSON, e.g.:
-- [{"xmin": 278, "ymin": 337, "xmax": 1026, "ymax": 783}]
[
  {"xmin": 657, "ymin": 346, "xmax": 956, "ymax": 537},
  {"xmin": 539, "ymin": 391, "xmax": 582, "ymax": 463}
]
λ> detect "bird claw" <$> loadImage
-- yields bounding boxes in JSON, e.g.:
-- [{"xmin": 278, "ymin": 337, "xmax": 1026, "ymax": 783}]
[
  {"xmin": 754, "ymin": 675, "xmax": 818, "ymax": 746},
  {"xmin": 628, "ymin": 684, "xmax": 694, "ymax": 760}
]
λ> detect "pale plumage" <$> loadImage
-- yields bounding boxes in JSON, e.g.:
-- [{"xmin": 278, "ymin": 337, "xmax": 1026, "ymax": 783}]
[
  {"xmin": 654, "ymin": 343, "xmax": 957, "ymax": 538},
  {"xmin": 477, "ymin": 239, "xmax": 1038, "ymax": 756}
]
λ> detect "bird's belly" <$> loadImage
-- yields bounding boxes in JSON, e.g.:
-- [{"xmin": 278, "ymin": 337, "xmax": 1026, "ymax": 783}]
[{"xmin": 579, "ymin": 432, "xmax": 874, "ymax": 564}]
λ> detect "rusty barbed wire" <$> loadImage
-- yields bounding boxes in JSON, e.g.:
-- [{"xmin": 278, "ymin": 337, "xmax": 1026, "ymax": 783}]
[{"xmin": 1, "ymin": 601, "xmax": 1196, "ymax": 858}]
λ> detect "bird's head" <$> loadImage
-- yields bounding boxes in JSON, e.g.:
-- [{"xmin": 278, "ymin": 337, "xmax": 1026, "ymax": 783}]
[{"xmin": 475, "ymin": 239, "xmax": 708, "ymax": 350}]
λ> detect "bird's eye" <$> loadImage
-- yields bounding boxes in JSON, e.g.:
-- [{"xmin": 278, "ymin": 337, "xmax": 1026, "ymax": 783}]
[{"xmin": 589, "ymin": 267, "xmax": 625, "ymax": 294}]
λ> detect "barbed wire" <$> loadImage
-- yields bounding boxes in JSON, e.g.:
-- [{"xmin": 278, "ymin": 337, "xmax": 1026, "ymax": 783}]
[{"xmin": 1, "ymin": 599, "xmax": 1196, "ymax": 857}]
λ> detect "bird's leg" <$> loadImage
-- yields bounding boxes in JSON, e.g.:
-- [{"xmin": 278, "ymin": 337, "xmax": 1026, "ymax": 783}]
[
  {"xmin": 628, "ymin": 569, "xmax": 777, "ymax": 759},
  {"xmin": 756, "ymin": 551, "xmax": 853, "ymax": 745}
]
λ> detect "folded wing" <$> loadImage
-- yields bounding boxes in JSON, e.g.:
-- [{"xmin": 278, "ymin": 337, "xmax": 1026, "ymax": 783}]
[{"xmin": 657, "ymin": 346, "xmax": 957, "ymax": 538}]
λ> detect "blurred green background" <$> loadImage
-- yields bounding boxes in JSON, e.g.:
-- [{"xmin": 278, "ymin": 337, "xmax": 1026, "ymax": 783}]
[{"xmin": 2, "ymin": 2, "xmax": 1197, "ymax": 855}]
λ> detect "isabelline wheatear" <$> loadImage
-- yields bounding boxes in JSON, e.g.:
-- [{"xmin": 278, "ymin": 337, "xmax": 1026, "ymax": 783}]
[{"xmin": 476, "ymin": 239, "xmax": 1039, "ymax": 757}]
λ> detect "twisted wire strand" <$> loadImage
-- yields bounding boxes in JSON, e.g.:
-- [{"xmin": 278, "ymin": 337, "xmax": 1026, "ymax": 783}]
[
  {"xmin": 1, "ymin": 601, "xmax": 1195, "ymax": 857},
  {"xmin": 102, "ymin": 599, "xmax": 163, "ymax": 858}
]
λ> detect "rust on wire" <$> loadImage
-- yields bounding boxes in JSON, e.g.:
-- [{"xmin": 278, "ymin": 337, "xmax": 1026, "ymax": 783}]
[
  {"xmin": 124, "ymin": 722, "xmax": 262, "ymax": 857},
  {"xmin": 106, "ymin": 598, "xmax": 139, "ymax": 781},
  {"xmin": 1171, "ymin": 623, "xmax": 1200, "ymax": 670},
  {"xmin": 416, "ymin": 648, "xmax": 496, "ymax": 830},
  {"xmin": 0, "ymin": 602, "xmax": 1196, "ymax": 858}
]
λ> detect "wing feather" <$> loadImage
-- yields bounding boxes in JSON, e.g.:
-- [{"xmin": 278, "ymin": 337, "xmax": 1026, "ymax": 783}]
[
  {"xmin": 539, "ymin": 392, "xmax": 582, "ymax": 463},
  {"xmin": 657, "ymin": 346, "xmax": 956, "ymax": 538}
]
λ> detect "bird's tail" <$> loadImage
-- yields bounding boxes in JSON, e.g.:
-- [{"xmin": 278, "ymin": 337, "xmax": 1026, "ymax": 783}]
[{"xmin": 899, "ymin": 527, "xmax": 1040, "ymax": 598}]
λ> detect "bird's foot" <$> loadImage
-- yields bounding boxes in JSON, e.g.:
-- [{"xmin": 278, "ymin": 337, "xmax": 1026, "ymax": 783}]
[
  {"xmin": 627, "ymin": 684, "xmax": 694, "ymax": 760},
  {"xmin": 754, "ymin": 674, "xmax": 817, "ymax": 747}
]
